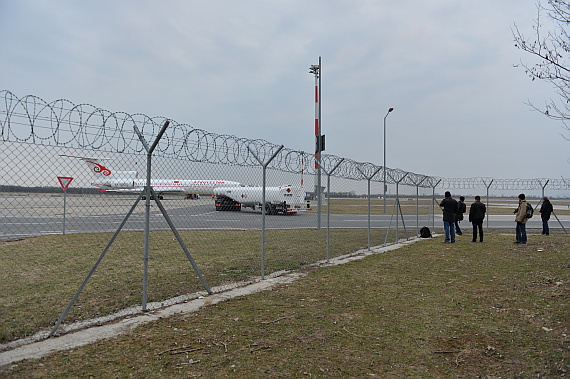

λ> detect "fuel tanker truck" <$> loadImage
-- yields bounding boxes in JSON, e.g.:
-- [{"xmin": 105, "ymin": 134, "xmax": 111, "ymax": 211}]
[{"xmin": 213, "ymin": 185, "xmax": 310, "ymax": 215}]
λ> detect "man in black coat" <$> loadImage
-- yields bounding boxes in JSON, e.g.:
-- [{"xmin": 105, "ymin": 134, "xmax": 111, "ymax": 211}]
[
  {"xmin": 469, "ymin": 196, "xmax": 486, "ymax": 243},
  {"xmin": 440, "ymin": 191, "xmax": 458, "ymax": 243},
  {"xmin": 455, "ymin": 196, "xmax": 466, "ymax": 235},
  {"xmin": 540, "ymin": 197, "xmax": 554, "ymax": 235}
]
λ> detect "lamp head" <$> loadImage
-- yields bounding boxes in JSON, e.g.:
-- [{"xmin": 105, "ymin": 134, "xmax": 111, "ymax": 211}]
[
  {"xmin": 309, "ymin": 64, "xmax": 320, "ymax": 76},
  {"xmin": 388, "ymin": 107, "xmax": 394, "ymax": 112}
]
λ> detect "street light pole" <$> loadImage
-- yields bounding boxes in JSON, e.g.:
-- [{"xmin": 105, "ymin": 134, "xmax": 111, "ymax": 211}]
[{"xmin": 383, "ymin": 107, "xmax": 394, "ymax": 214}]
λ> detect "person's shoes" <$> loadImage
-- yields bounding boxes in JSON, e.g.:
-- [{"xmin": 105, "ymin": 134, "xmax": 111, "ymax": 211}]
[
  {"xmin": 513, "ymin": 241, "xmax": 520, "ymax": 244},
  {"xmin": 457, "ymin": 232, "xmax": 462, "ymax": 235},
  {"xmin": 470, "ymin": 240, "xmax": 476, "ymax": 243},
  {"xmin": 480, "ymin": 241, "xmax": 483, "ymax": 243},
  {"xmin": 443, "ymin": 241, "xmax": 450, "ymax": 243}
]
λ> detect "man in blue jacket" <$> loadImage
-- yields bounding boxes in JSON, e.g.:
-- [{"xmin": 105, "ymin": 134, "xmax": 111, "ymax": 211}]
[{"xmin": 440, "ymin": 191, "xmax": 458, "ymax": 243}]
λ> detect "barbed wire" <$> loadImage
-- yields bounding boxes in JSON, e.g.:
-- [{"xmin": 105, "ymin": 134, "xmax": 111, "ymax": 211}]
[
  {"xmin": 438, "ymin": 177, "xmax": 570, "ymax": 191},
  {"xmin": 1, "ymin": 90, "xmax": 569, "ymax": 191}
]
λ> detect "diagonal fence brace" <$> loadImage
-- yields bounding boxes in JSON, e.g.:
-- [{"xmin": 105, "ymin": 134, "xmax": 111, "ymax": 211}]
[{"xmin": 133, "ymin": 121, "xmax": 211, "ymax": 310}]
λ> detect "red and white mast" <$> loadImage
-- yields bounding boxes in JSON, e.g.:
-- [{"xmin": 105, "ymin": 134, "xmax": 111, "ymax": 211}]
[
  {"xmin": 311, "ymin": 63, "xmax": 320, "ymax": 169},
  {"xmin": 309, "ymin": 57, "xmax": 322, "ymax": 229}
]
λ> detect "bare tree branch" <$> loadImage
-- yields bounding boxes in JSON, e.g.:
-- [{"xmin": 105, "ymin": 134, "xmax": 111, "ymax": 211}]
[{"xmin": 513, "ymin": 0, "xmax": 570, "ymax": 137}]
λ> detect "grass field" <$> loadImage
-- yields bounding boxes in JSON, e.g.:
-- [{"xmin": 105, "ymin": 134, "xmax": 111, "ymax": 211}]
[
  {"xmin": 0, "ymin": 228, "xmax": 393, "ymax": 343},
  {"xmin": 2, "ymin": 231, "xmax": 568, "ymax": 378}
]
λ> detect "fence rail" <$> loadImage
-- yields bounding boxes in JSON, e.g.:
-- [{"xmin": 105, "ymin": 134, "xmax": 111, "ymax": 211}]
[{"xmin": 1, "ymin": 90, "xmax": 569, "ymax": 348}]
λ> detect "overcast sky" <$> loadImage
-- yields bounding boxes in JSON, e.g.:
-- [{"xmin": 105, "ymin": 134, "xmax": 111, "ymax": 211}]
[{"xmin": 1, "ymin": 0, "xmax": 567, "ymax": 180}]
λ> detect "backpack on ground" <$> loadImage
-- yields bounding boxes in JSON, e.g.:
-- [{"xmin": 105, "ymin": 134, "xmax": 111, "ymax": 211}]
[
  {"xmin": 525, "ymin": 203, "xmax": 534, "ymax": 219},
  {"xmin": 420, "ymin": 226, "xmax": 431, "ymax": 238}
]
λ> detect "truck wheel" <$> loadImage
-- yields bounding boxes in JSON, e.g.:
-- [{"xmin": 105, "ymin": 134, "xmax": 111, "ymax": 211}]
[{"xmin": 264, "ymin": 203, "xmax": 273, "ymax": 215}]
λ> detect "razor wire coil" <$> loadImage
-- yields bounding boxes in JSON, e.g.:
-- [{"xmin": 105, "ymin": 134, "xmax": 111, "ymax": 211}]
[{"xmin": 1, "ymin": 90, "xmax": 569, "ymax": 190}]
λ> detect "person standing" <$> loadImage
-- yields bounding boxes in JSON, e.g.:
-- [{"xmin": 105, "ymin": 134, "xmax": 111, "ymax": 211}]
[
  {"xmin": 468, "ymin": 196, "xmax": 486, "ymax": 242},
  {"xmin": 455, "ymin": 196, "xmax": 466, "ymax": 235},
  {"xmin": 440, "ymin": 191, "xmax": 458, "ymax": 243},
  {"xmin": 540, "ymin": 196, "xmax": 554, "ymax": 235},
  {"xmin": 514, "ymin": 193, "xmax": 528, "ymax": 244}
]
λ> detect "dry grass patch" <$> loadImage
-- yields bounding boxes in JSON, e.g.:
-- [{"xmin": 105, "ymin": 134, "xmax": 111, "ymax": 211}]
[
  {"xmin": 3, "ymin": 232, "xmax": 568, "ymax": 377},
  {"xmin": 0, "ymin": 229, "xmax": 383, "ymax": 343}
]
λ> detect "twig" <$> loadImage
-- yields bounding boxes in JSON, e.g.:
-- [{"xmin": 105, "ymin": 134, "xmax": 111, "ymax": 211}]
[
  {"xmin": 261, "ymin": 313, "xmax": 295, "ymax": 324},
  {"xmin": 178, "ymin": 359, "xmax": 201, "ymax": 366},
  {"xmin": 251, "ymin": 345, "xmax": 271, "ymax": 352},
  {"xmin": 433, "ymin": 350, "xmax": 461, "ymax": 354},
  {"xmin": 342, "ymin": 326, "xmax": 367, "ymax": 338},
  {"xmin": 169, "ymin": 347, "xmax": 203, "ymax": 355},
  {"xmin": 157, "ymin": 345, "xmax": 202, "ymax": 355},
  {"xmin": 413, "ymin": 337, "xmax": 421, "ymax": 348}
]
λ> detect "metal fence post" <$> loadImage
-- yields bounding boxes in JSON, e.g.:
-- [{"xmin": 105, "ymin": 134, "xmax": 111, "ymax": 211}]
[
  {"xmin": 133, "ymin": 120, "xmax": 169, "ymax": 311},
  {"xmin": 384, "ymin": 172, "xmax": 408, "ymax": 244},
  {"xmin": 356, "ymin": 165, "xmax": 382, "ymax": 251},
  {"xmin": 482, "ymin": 179, "xmax": 494, "ymax": 233},
  {"xmin": 410, "ymin": 176, "xmax": 427, "ymax": 237},
  {"xmin": 431, "ymin": 180, "xmax": 441, "ymax": 232},
  {"xmin": 316, "ymin": 157, "xmax": 343, "ymax": 261},
  {"xmin": 247, "ymin": 145, "xmax": 284, "ymax": 280}
]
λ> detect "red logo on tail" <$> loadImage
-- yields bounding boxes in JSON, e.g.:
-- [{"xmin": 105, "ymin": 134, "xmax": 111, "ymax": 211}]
[{"xmin": 87, "ymin": 161, "xmax": 111, "ymax": 176}]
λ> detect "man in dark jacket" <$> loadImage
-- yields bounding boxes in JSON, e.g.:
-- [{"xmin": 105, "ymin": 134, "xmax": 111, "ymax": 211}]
[
  {"xmin": 469, "ymin": 196, "xmax": 486, "ymax": 243},
  {"xmin": 455, "ymin": 196, "xmax": 466, "ymax": 235},
  {"xmin": 440, "ymin": 191, "xmax": 458, "ymax": 243},
  {"xmin": 540, "ymin": 197, "xmax": 554, "ymax": 235}
]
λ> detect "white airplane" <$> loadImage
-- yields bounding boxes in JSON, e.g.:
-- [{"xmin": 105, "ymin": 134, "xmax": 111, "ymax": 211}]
[{"xmin": 60, "ymin": 154, "xmax": 241, "ymax": 199}]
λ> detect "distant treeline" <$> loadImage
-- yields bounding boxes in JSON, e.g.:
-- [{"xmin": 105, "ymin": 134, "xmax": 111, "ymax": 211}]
[
  {"xmin": 0, "ymin": 185, "xmax": 103, "ymax": 195},
  {"xmin": 321, "ymin": 192, "xmax": 400, "ymax": 198}
]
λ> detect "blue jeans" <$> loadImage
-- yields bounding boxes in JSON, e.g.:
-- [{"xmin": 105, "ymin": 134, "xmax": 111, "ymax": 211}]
[
  {"xmin": 516, "ymin": 222, "xmax": 527, "ymax": 244},
  {"xmin": 444, "ymin": 221, "xmax": 455, "ymax": 242},
  {"xmin": 542, "ymin": 219, "xmax": 550, "ymax": 235},
  {"xmin": 454, "ymin": 219, "xmax": 462, "ymax": 234}
]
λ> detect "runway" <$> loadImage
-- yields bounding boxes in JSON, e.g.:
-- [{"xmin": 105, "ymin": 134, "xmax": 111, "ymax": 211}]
[{"xmin": 1, "ymin": 193, "xmax": 569, "ymax": 240}]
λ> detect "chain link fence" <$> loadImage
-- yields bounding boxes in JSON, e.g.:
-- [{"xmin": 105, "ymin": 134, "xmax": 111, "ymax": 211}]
[{"xmin": 1, "ymin": 90, "xmax": 569, "ymax": 348}]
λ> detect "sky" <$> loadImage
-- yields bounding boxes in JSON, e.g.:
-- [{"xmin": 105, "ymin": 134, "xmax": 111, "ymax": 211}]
[{"xmin": 1, "ymin": 0, "xmax": 568, "ymax": 180}]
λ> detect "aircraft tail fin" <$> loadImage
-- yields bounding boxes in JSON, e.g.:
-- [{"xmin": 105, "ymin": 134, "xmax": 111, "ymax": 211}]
[{"xmin": 59, "ymin": 154, "xmax": 112, "ymax": 177}]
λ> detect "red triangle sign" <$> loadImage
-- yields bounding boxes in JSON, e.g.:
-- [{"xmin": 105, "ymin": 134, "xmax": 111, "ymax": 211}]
[{"xmin": 58, "ymin": 177, "xmax": 73, "ymax": 190}]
